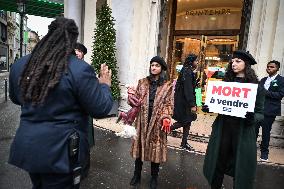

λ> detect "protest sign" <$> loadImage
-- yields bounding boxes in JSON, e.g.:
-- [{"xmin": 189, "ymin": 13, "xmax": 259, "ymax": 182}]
[{"xmin": 204, "ymin": 81, "xmax": 258, "ymax": 118}]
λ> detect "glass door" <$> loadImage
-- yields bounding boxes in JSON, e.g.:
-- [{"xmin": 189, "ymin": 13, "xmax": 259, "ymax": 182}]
[{"xmin": 171, "ymin": 35, "xmax": 238, "ymax": 103}]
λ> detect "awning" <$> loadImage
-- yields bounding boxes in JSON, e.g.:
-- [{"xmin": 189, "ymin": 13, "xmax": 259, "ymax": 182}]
[{"xmin": 0, "ymin": 0, "xmax": 64, "ymax": 18}]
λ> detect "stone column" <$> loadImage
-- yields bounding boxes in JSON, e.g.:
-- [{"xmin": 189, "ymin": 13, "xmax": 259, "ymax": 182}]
[
  {"xmin": 247, "ymin": 0, "xmax": 284, "ymax": 79},
  {"xmin": 272, "ymin": 0, "xmax": 284, "ymax": 76},
  {"xmin": 83, "ymin": 0, "xmax": 97, "ymax": 63},
  {"xmin": 64, "ymin": 0, "xmax": 83, "ymax": 42},
  {"xmin": 111, "ymin": 0, "xmax": 161, "ymax": 110}
]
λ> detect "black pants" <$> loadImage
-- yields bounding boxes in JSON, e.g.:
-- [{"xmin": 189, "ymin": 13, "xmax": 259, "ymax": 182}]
[
  {"xmin": 212, "ymin": 119, "xmax": 240, "ymax": 189},
  {"xmin": 29, "ymin": 173, "xmax": 74, "ymax": 189},
  {"xmin": 255, "ymin": 115, "xmax": 276, "ymax": 156},
  {"xmin": 171, "ymin": 122, "xmax": 191, "ymax": 145},
  {"xmin": 134, "ymin": 158, "xmax": 160, "ymax": 177}
]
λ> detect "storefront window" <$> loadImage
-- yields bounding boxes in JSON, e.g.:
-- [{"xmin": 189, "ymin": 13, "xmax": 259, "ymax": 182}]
[
  {"xmin": 171, "ymin": 0, "xmax": 243, "ymax": 104},
  {"xmin": 0, "ymin": 46, "xmax": 8, "ymax": 72}
]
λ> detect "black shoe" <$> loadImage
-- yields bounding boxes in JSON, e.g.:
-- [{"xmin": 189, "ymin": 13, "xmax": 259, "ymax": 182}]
[
  {"xmin": 180, "ymin": 143, "xmax": 194, "ymax": 151},
  {"xmin": 130, "ymin": 174, "xmax": 141, "ymax": 186},
  {"xmin": 171, "ymin": 130, "xmax": 178, "ymax": 137},
  {"xmin": 260, "ymin": 153, "xmax": 268, "ymax": 161},
  {"xmin": 150, "ymin": 176, "xmax": 158, "ymax": 189}
]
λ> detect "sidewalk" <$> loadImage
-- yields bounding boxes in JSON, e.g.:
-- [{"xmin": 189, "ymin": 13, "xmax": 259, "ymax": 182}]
[{"xmin": 94, "ymin": 112, "xmax": 284, "ymax": 165}]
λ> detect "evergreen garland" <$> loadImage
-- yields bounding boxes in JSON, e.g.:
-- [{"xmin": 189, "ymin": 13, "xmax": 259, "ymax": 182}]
[{"xmin": 91, "ymin": 3, "xmax": 120, "ymax": 100}]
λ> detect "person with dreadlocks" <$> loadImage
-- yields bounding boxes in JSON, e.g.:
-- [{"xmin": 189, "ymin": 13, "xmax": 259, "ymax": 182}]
[
  {"xmin": 8, "ymin": 17, "xmax": 113, "ymax": 189},
  {"xmin": 171, "ymin": 53, "xmax": 199, "ymax": 150}
]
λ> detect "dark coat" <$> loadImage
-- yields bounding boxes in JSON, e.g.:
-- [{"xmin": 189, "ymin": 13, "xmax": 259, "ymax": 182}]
[
  {"xmin": 173, "ymin": 66, "xmax": 196, "ymax": 123},
  {"xmin": 8, "ymin": 55, "xmax": 113, "ymax": 173},
  {"xmin": 130, "ymin": 78, "xmax": 174, "ymax": 163},
  {"xmin": 260, "ymin": 74, "xmax": 284, "ymax": 116},
  {"xmin": 203, "ymin": 84, "xmax": 264, "ymax": 189}
]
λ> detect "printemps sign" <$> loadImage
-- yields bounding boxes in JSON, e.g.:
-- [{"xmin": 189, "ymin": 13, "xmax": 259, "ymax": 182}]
[{"xmin": 186, "ymin": 8, "xmax": 231, "ymax": 16}]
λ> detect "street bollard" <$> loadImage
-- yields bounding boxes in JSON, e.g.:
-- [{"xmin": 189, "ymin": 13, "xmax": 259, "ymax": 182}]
[{"xmin": 4, "ymin": 78, "xmax": 7, "ymax": 102}]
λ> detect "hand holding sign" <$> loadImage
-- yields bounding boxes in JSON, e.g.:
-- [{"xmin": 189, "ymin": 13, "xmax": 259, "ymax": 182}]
[{"xmin": 204, "ymin": 81, "xmax": 258, "ymax": 118}]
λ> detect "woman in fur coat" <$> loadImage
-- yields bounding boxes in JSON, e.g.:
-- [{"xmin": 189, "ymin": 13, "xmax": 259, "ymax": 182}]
[{"xmin": 129, "ymin": 56, "xmax": 173, "ymax": 189}]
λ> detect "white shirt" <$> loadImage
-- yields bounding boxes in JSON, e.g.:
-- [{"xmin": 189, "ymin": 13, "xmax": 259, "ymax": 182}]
[{"xmin": 264, "ymin": 74, "xmax": 278, "ymax": 90}]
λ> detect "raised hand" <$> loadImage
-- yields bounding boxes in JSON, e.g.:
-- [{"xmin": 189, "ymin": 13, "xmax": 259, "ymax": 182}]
[{"xmin": 98, "ymin": 63, "xmax": 112, "ymax": 87}]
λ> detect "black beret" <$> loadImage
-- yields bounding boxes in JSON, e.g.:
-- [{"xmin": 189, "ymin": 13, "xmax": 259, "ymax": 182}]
[
  {"xmin": 232, "ymin": 50, "xmax": 257, "ymax": 65},
  {"xmin": 150, "ymin": 56, "xmax": 167, "ymax": 71},
  {"xmin": 75, "ymin": 43, "xmax": 87, "ymax": 55}
]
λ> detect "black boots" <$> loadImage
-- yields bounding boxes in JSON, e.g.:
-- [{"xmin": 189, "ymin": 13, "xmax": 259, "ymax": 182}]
[
  {"xmin": 130, "ymin": 173, "xmax": 141, "ymax": 186},
  {"xmin": 180, "ymin": 125, "xmax": 194, "ymax": 150},
  {"xmin": 171, "ymin": 122, "xmax": 194, "ymax": 151},
  {"xmin": 130, "ymin": 158, "xmax": 143, "ymax": 186},
  {"xmin": 180, "ymin": 143, "xmax": 194, "ymax": 150},
  {"xmin": 130, "ymin": 159, "xmax": 160, "ymax": 188},
  {"xmin": 211, "ymin": 171, "xmax": 224, "ymax": 189},
  {"xmin": 150, "ymin": 176, "xmax": 158, "ymax": 189},
  {"xmin": 149, "ymin": 162, "xmax": 159, "ymax": 189}
]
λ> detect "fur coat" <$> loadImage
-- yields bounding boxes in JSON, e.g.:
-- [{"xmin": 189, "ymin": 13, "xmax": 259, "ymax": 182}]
[{"xmin": 130, "ymin": 78, "xmax": 174, "ymax": 163}]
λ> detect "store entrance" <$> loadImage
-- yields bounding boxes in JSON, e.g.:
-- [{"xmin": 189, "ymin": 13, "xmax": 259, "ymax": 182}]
[
  {"xmin": 172, "ymin": 35, "xmax": 238, "ymax": 103},
  {"xmin": 165, "ymin": 0, "xmax": 246, "ymax": 105}
]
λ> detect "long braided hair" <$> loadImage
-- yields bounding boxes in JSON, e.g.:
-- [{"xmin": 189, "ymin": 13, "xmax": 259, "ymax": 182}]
[{"xmin": 19, "ymin": 17, "xmax": 79, "ymax": 105}]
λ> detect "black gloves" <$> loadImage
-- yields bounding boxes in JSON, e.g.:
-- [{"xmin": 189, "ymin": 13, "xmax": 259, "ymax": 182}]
[
  {"xmin": 245, "ymin": 112, "xmax": 255, "ymax": 126},
  {"xmin": 245, "ymin": 112, "xmax": 254, "ymax": 119},
  {"xmin": 201, "ymin": 105, "xmax": 210, "ymax": 113}
]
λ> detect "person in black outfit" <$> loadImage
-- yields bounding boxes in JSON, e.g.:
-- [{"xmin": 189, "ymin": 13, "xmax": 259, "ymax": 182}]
[
  {"xmin": 256, "ymin": 60, "xmax": 284, "ymax": 161},
  {"xmin": 171, "ymin": 54, "xmax": 198, "ymax": 150},
  {"xmin": 203, "ymin": 50, "xmax": 264, "ymax": 189}
]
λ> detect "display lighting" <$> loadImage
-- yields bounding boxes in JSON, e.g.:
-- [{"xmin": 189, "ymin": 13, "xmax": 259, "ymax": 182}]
[{"xmin": 205, "ymin": 57, "xmax": 221, "ymax": 61}]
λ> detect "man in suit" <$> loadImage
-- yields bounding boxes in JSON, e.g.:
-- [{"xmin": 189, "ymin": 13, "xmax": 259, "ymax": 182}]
[
  {"xmin": 8, "ymin": 17, "xmax": 113, "ymax": 188},
  {"xmin": 256, "ymin": 60, "xmax": 284, "ymax": 161}
]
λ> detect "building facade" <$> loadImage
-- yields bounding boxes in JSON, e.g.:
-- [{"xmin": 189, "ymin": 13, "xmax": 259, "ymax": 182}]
[
  {"xmin": 65, "ymin": 0, "xmax": 283, "ymax": 111},
  {"xmin": 0, "ymin": 10, "xmax": 8, "ymax": 72},
  {"xmin": 6, "ymin": 11, "xmax": 28, "ymax": 69}
]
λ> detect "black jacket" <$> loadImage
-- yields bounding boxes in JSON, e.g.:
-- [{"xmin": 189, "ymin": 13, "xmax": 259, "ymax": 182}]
[
  {"xmin": 260, "ymin": 74, "xmax": 284, "ymax": 116},
  {"xmin": 173, "ymin": 66, "xmax": 196, "ymax": 123}
]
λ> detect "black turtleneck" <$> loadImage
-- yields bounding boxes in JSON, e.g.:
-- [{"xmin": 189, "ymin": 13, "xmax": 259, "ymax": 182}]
[
  {"xmin": 148, "ymin": 79, "xmax": 158, "ymax": 123},
  {"xmin": 223, "ymin": 76, "xmax": 244, "ymax": 126}
]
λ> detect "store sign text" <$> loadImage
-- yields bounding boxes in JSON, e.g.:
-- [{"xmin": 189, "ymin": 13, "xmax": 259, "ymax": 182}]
[{"xmin": 186, "ymin": 9, "xmax": 231, "ymax": 16}]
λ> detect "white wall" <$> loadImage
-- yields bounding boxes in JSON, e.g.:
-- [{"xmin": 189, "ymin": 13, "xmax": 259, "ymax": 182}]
[
  {"xmin": 247, "ymin": 0, "xmax": 284, "ymax": 78},
  {"xmin": 111, "ymin": 0, "xmax": 162, "ymax": 110},
  {"xmin": 83, "ymin": 0, "xmax": 97, "ymax": 63},
  {"xmin": 247, "ymin": 0, "xmax": 284, "ymax": 115},
  {"xmin": 64, "ymin": 0, "xmax": 83, "ymax": 42}
]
